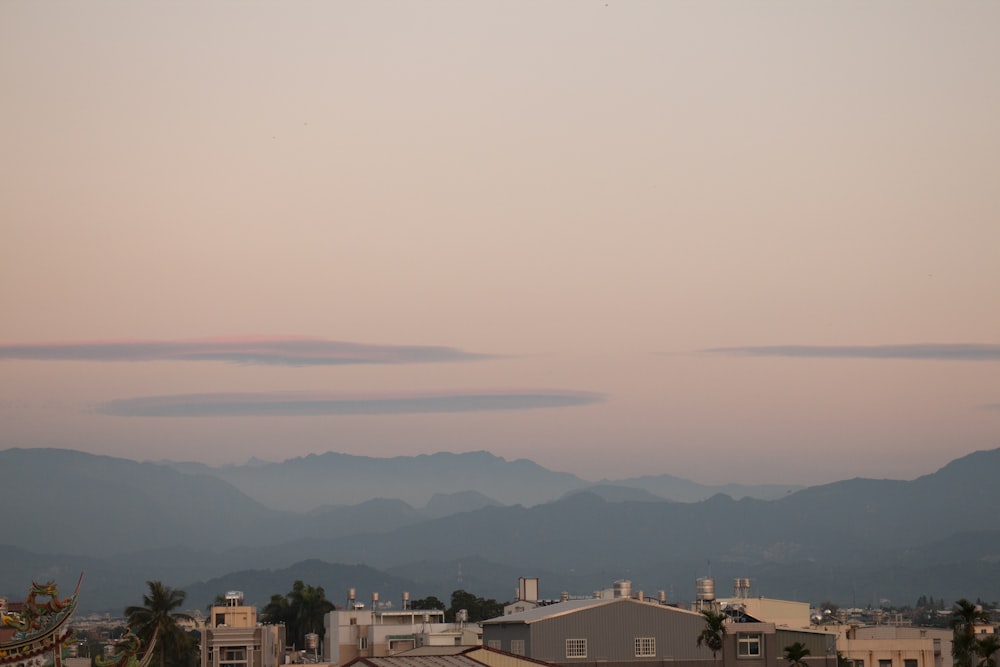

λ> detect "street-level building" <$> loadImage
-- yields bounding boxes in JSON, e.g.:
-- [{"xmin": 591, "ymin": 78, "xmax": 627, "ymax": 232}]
[
  {"xmin": 482, "ymin": 596, "xmax": 836, "ymax": 667},
  {"xmin": 201, "ymin": 592, "xmax": 285, "ymax": 667},
  {"xmin": 325, "ymin": 605, "xmax": 481, "ymax": 666},
  {"xmin": 816, "ymin": 625, "xmax": 953, "ymax": 667}
]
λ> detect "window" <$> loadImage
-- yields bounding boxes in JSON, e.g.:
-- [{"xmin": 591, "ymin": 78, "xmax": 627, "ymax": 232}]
[
  {"xmin": 904, "ymin": 660, "xmax": 918, "ymax": 667},
  {"xmin": 566, "ymin": 639, "xmax": 587, "ymax": 658},
  {"xmin": 510, "ymin": 640, "xmax": 526, "ymax": 656},
  {"xmin": 359, "ymin": 637, "xmax": 368, "ymax": 650},
  {"xmin": 879, "ymin": 660, "xmax": 892, "ymax": 667},
  {"xmin": 487, "ymin": 640, "xmax": 501, "ymax": 650},
  {"xmin": 737, "ymin": 633, "xmax": 762, "ymax": 657},
  {"xmin": 635, "ymin": 637, "xmax": 656, "ymax": 657},
  {"xmin": 219, "ymin": 647, "xmax": 247, "ymax": 667}
]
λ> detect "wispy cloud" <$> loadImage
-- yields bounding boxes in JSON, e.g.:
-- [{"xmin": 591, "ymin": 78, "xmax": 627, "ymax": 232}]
[
  {"xmin": 98, "ymin": 389, "xmax": 605, "ymax": 417},
  {"xmin": 704, "ymin": 343, "xmax": 1000, "ymax": 361},
  {"xmin": 0, "ymin": 336, "xmax": 491, "ymax": 366}
]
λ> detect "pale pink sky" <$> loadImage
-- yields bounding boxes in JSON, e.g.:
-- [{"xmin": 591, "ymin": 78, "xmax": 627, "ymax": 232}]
[{"xmin": 2, "ymin": 1, "xmax": 998, "ymax": 485}]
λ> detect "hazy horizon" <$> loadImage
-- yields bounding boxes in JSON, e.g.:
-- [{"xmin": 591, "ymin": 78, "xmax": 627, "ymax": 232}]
[{"xmin": 2, "ymin": 2, "xmax": 998, "ymax": 487}]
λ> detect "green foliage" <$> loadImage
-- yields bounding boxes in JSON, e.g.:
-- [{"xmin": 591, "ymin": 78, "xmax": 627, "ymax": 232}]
[
  {"xmin": 409, "ymin": 596, "xmax": 446, "ymax": 611},
  {"xmin": 976, "ymin": 636, "xmax": 1000, "ymax": 667},
  {"xmin": 951, "ymin": 599, "xmax": 992, "ymax": 667},
  {"xmin": 784, "ymin": 642, "xmax": 811, "ymax": 667},
  {"xmin": 124, "ymin": 581, "xmax": 196, "ymax": 667},
  {"xmin": 261, "ymin": 581, "xmax": 334, "ymax": 650},
  {"xmin": 697, "ymin": 609, "xmax": 727, "ymax": 660},
  {"xmin": 446, "ymin": 590, "xmax": 505, "ymax": 623}
]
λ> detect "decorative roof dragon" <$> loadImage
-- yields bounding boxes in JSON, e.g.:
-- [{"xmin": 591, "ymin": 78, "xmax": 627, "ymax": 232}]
[
  {"xmin": 0, "ymin": 576, "xmax": 82, "ymax": 667},
  {"xmin": 95, "ymin": 627, "xmax": 158, "ymax": 667}
]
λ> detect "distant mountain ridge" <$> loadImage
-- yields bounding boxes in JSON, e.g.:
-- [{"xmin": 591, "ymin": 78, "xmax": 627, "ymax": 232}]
[
  {"xmin": 3, "ymin": 446, "xmax": 1000, "ymax": 615},
  {"xmin": 159, "ymin": 449, "xmax": 801, "ymax": 511}
]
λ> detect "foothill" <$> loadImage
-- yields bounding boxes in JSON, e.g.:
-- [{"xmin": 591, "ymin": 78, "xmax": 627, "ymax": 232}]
[{"xmin": 3, "ymin": 447, "xmax": 999, "ymax": 667}]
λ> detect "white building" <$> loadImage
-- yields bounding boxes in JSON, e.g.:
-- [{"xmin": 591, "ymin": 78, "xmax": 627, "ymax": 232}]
[{"xmin": 324, "ymin": 595, "xmax": 480, "ymax": 666}]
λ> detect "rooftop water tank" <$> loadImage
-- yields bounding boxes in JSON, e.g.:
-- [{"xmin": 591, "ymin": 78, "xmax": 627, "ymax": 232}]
[{"xmin": 696, "ymin": 577, "xmax": 716, "ymax": 602}]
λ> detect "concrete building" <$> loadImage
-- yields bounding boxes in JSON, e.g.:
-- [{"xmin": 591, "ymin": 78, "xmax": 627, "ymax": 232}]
[
  {"xmin": 482, "ymin": 595, "xmax": 837, "ymax": 667},
  {"xmin": 713, "ymin": 577, "xmax": 812, "ymax": 630},
  {"xmin": 815, "ymin": 625, "xmax": 953, "ymax": 667},
  {"xmin": 325, "ymin": 595, "xmax": 481, "ymax": 666},
  {"xmin": 201, "ymin": 592, "xmax": 286, "ymax": 667}
]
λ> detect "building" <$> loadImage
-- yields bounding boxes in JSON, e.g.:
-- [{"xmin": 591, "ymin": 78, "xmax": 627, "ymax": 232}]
[
  {"xmin": 325, "ymin": 592, "xmax": 481, "ymax": 666},
  {"xmin": 718, "ymin": 578, "xmax": 812, "ymax": 630},
  {"xmin": 482, "ymin": 595, "xmax": 836, "ymax": 667},
  {"xmin": 201, "ymin": 592, "xmax": 286, "ymax": 667},
  {"xmin": 815, "ymin": 625, "xmax": 953, "ymax": 667},
  {"xmin": 504, "ymin": 579, "xmax": 544, "ymax": 617}
]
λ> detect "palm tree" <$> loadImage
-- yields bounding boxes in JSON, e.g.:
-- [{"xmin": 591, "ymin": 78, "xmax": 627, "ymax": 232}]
[
  {"xmin": 697, "ymin": 609, "xmax": 727, "ymax": 663},
  {"xmin": 951, "ymin": 599, "xmax": 992, "ymax": 667},
  {"xmin": 125, "ymin": 581, "xmax": 195, "ymax": 667},
  {"xmin": 976, "ymin": 636, "xmax": 1000, "ymax": 667},
  {"xmin": 784, "ymin": 641, "xmax": 812, "ymax": 667}
]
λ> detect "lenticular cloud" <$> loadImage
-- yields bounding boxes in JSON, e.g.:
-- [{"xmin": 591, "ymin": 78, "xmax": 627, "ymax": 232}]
[
  {"xmin": 98, "ymin": 389, "xmax": 605, "ymax": 417},
  {"xmin": 0, "ymin": 336, "xmax": 491, "ymax": 366},
  {"xmin": 704, "ymin": 343, "xmax": 1000, "ymax": 361}
]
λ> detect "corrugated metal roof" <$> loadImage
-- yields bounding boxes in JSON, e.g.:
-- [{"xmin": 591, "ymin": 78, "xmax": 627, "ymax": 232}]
[
  {"xmin": 481, "ymin": 598, "xmax": 609, "ymax": 625},
  {"xmin": 345, "ymin": 647, "xmax": 559, "ymax": 667},
  {"xmin": 362, "ymin": 655, "xmax": 481, "ymax": 667},
  {"xmin": 396, "ymin": 647, "xmax": 472, "ymax": 657},
  {"xmin": 481, "ymin": 596, "xmax": 703, "ymax": 625}
]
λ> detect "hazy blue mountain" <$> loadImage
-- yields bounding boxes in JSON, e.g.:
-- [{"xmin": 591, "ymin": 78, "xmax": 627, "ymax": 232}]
[
  {"xmin": 160, "ymin": 450, "xmax": 800, "ymax": 512},
  {"xmin": 560, "ymin": 484, "xmax": 669, "ymax": 503},
  {"xmin": 0, "ymin": 448, "xmax": 295, "ymax": 556},
  {"xmin": 0, "ymin": 449, "xmax": 429, "ymax": 556},
  {"xmin": 5, "ymin": 446, "xmax": 1000, "ymax": 613},
  {"xmin": 604, "ymin": 473, "xmax": 801, "ymax": 502},
  {"xmin": 422, "ymin": 490, "xmax": 503, "ymax": 518},
  {"xmin": 175, "ymin": 450, "xmax": 587, "ymax": 511},
  {"xmin": 306, "ymin": 498, "xmax": 426, "ymax": 535}
]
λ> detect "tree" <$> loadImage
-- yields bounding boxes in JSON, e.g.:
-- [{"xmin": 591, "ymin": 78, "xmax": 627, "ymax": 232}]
[
  {"xmin": 446, "ymin": 590, "xmax": 505, "ymax": 623},
  {"xmin": 409, "ymin": 596, "xmax": 446, "ymax": 611},
  {"xmin": 697, "ymin": 609, "xmax": 727, "ymax": 662},
  {"xmin": 784, "ymin": 641, "xmax": 812, "ymax": 667},
  {"xmin": 261, "ymin": 581, "xmax": 334, "ymax": 650},
  {"xmin": 976, "ymin": 636, "xmax": 1000, "ymax": 667},
  {"xmin": 124, "ymin": 581, "xmax": 196, "ymax": 667},
  {"xmin": 951, "ymin": 599, "xmax": 992, "ymax": 667}
]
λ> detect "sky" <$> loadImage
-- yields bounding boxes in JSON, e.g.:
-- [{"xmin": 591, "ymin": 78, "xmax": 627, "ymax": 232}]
[{"xmin": 2, "ymin": 1, "xmax": 998, "ymax": 486}]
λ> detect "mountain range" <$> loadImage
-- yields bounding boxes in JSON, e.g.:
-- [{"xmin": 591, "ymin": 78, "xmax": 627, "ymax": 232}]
[{"xmin": 2, "ymin": 446, "xmax": 999, "ymax": 615}]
